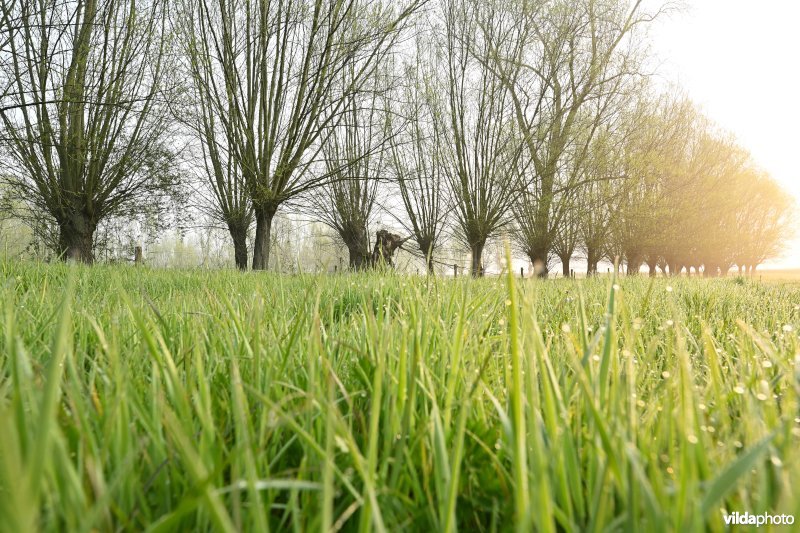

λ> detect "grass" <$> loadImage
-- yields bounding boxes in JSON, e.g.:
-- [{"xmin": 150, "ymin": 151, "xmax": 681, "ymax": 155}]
[{"xmin": 1, "ymin": 259, "xmax": 799, "ymax": 532}]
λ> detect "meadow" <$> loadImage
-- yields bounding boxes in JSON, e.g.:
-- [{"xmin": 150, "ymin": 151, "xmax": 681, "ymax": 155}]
[{"xmin": 1, "ymin": 260, "xmax": 799, "ymax": 532}]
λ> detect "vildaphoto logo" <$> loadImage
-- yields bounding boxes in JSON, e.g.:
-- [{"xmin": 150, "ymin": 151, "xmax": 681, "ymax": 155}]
[{"xmin": 723, "ymin": 511, "xmax": 795, "ymax": 527}]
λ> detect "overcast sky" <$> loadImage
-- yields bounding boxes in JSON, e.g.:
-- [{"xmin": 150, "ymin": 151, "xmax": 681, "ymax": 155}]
[{"xmin": 646, "ymin": 0, "xmax": 800, "ymax": 268}]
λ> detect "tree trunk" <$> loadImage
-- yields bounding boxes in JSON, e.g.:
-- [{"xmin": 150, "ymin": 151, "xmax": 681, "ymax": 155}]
[
  {"xmin": 343, "ymin": 227, "xmax": 369, "ymax": 270},
  {"xmin": 420, "ymin": 239, "xmax": 435, "ymax": 275},
  {"xmin": 426, "ymin": 255, "xmax": 435, "ymax": 274},
  {"xmin": 348, "ymin": 246, "xmax": 369, "ymax": 270},
  {"xmin": 625, "ymin": 253, "xmax": 641, "ymax": 276},
  {"xmin": 470, "ymin": 241, "xmax": 485, "ymax": 277},
  {"xmin": 647, "ymin": 260, "xmax": 657, "ymax": 277},
  {"xmin": 58, "ymin": 213, "xmax": 95, "ymax": 263},
  {"xmin": 231, "ymin": 229, "xmax": 248, "ymax": 271},
  {"xmin": 529, "ymin": 247, "xmax": 549, "ymax": 279},
  {"xmin": 252, "ymin": 207, "xmax": 275, "ymax": 271},
  {"xmin": 560, "ymin": 255, "xmax": 570, "ymax": 277},
  {"xmin": 586, "ymin": 246, "xmax": 600, "ymax": 276}
]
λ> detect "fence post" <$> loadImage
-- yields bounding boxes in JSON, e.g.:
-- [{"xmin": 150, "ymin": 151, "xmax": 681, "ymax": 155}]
[
  {"xmin": 453, "ymin": 264, "xmax": 458, "ymax": 277},
  {"xmin": 520, "ymin": 267, "xmax": 524, "ymax": 279},
  {"xmin": 134, "ymin": 246, "xmax": 143, "ymax": 266}
]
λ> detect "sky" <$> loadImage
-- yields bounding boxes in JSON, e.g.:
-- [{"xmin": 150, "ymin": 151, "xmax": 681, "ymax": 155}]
[{"xmin": 646, "ymin": 0, "xmax": 800, "ymax": 268}]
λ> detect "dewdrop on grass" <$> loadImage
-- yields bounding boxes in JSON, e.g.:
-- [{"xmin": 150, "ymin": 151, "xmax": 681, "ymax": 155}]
[{"xmin": 335, "ymin": 436, "xmax": 348, "ymax": 453}]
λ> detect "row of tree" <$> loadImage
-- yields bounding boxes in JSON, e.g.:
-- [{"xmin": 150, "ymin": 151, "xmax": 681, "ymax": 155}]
[
  {"xmin": 594, "ymin": 96, "xmax": 792, "ymax": 277},
  {"xmin": 0, "ymin": 0, "xmax": 793, "ymax": 276}
]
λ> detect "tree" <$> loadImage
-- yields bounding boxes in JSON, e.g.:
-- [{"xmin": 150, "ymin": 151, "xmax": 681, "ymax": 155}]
[
  {"xmin": 437, "ymin": 0, "xmax": 522, "ymax": 276},
  {"xmin": 611, "ymin": 96, "xmax": 678, "ymax": 275},
  {"xmin": 552, "ymin": 200, "xmax": 580, "ymax": 277},
  {"xmin": 386, "ymin": 53, "xmax": 449, "ymax": 274},
  {"xmin": 577, "ymin": 127, "xmax": 625, "ymax": 275},
  {"xmin": 732, "ymin": 171, "xmax": 793, "ymax": 275},
  {"xmin": 0, "ymin": 0, "xmax": 180, "ymax": 263},
  {"xmin": 180, "ymin": 19, "xmax": 253, "ymax": 270},
  {"xmin": 179, "ymin": 0, "xmax": 422, "ymax": 271},
  {"xmin": 580, "ymin": 181, "xmax": 614, "ymax": 275},
  {"xmin": 315, "ymin": 80, "xmax": 383, "ymax": 270}
]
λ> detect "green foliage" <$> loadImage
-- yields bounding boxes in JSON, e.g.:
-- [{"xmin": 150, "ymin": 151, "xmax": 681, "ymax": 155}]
[{"xmin": 1, "ymin": 263, "xmax": 799, "ymax": 531}]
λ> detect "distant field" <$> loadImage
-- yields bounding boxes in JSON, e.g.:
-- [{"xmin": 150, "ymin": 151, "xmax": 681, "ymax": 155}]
[
  {"xmin": 752, "ymin": 268, "xmax": 800, "ymax": 282},
  {"xmin": 1, "ymin": 262, "xmax": 799, "ymax": 532}
]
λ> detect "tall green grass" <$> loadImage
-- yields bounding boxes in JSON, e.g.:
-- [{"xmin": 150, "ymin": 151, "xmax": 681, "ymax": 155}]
[{"xmin": 1, "ymin": 261, "xmax": 799, "ymax": 531}]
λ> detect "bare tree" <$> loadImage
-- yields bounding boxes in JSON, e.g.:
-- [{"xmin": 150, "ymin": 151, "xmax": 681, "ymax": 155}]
[
  {"xmin": 178, "ymin": 0, "xmax": 422, "ymax": 270},
  {"xmin": 437, "ymin": 0, "xmax": 522, "ymax": 276},
  {"xmin": 577, "ymin": 129, "xmax": 623, "ymax": 275},
  {"xmin": 0, "ymin": 0, "xmax": 180, "ymax": 263},
  {"xmin": 179, "ymin": 19, "xmax": 253, "ymax": 270},
  {"xmin": 552, "ymin": 201, "xmax": 580, "ymax": 277},
  {"xmin": 622, "ymin": 95, "xmax": 695, "ymax": 275},
  {"xmin": 386, "ymin": 52, "xmax": 448, "ymax": 273},
  {"xmin": 732, "ymin": 170, "xmax": 793, "ymax": 275},
  {"xmin": 315, "ymin": 79, "xmax": 384, "ymax": 269}
]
